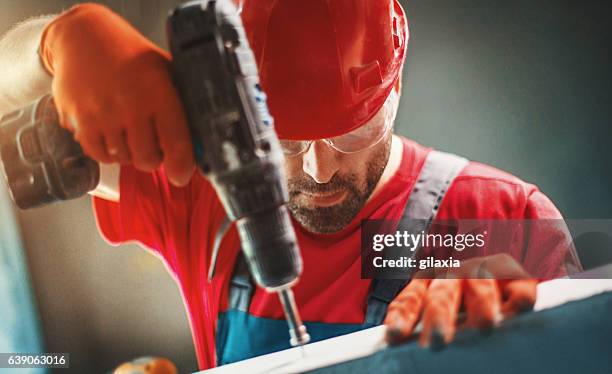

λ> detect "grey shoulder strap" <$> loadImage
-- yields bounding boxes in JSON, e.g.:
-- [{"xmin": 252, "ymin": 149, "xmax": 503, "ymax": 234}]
[
  {"xmin": 401, "ymin": 150, "xmax": 469, "ymax": 233},
  {"xmin": 227, "ymin": 252, "xmax": 255, "ymax": 312},
  {"xmin": 364, "ymin": 150, "xmax": 468, "ymax": 325}
]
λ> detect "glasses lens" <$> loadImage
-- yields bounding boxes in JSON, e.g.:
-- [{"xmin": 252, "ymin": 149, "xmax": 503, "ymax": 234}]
[
  {"xmin": 327, "ymin": 110, "xmax": 390, "ymax": 153},
  {"xmin": 279, "ymin": 140, "xmax": 311, "ymax": 155}
]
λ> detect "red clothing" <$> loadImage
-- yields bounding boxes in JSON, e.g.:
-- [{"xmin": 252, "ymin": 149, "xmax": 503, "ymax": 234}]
[{"xmin": 93, "ymin": 137, "xmax": 568, "ymax": 369}]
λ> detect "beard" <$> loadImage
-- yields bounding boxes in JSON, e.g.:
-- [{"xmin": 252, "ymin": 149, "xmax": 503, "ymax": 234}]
[{"xmin": 287, "ymin": 136, "xmax": 392, "ymax": 234}]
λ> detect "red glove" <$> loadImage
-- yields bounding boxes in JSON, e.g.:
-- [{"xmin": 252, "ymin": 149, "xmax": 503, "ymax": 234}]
[
  {"xmin": 384, "ymin": 255, "xmax": 538, "ymax": 347},
  {"xmin": 40, "ymin": 3, "xmax": 194, "ymax": 186}
]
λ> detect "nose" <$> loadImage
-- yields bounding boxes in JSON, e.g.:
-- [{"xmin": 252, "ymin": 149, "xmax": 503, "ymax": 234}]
[{"xmin": 302, "ymin": 140, "xmax": 340, "ymax": 184}]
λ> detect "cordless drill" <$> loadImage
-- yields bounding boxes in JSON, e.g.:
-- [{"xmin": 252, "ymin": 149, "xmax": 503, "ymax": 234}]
[{"xmin": 0, "ymin": 0, "xmax": 310, "ymax": 348}]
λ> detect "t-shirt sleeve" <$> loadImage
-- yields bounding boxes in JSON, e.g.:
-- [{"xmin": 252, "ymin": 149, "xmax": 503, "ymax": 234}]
[
  {"xmin": 438, "ymin": 161, "xmax": 582, "ymax": 279},
  {"xmin": 92, "ymin": 165, "xmax": 225, "ymax": 276},
  {"xmin": 521, "ymin": 188, "xmax": 583, "ymax": 278}
]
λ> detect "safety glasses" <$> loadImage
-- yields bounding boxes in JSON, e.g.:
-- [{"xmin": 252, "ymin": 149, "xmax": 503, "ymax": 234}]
[{"xmin": 279, "ymin": 90, "xmax": 398, "ymax": 156}]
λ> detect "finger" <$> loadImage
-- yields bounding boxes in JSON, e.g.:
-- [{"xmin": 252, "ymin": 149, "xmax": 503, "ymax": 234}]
[
  {"xmin": 464, "ymin": 279, "xmax": 501, "ymax": 329},
  {"xmin": 153, "ymin": 77, "xmax": 195, "ymax": 186},
  {"xmin": 384, "ymin": 279, "xmax": 431, "ymax": 345},
  {"xmin": 480, "ymin": 254, "xmax": 531, "ymax": 279},
  {"xmin": 126, "ymin": 119, "xmax": 163, "ymax": 172},
  {"xmin": 501, "ymin": 279, "xmax": 538, "ymax": 317},
  {"xmin": 61, "ymin": 112, "xmax": 76, "ymax": 132},
  {"xmin": 452, "ymin": 254, "xmax": 530, "ymax": 280},
  {"xmin": 72, "ymin": 123, "xmax": 113, "ymax": 163},
  {"xmin": 419, "ymin": 279, "xmax": 462, "ymax": 348},
  {"xmin": 104, "ymin": 128, "xmax": 131, "ymax": 164}
]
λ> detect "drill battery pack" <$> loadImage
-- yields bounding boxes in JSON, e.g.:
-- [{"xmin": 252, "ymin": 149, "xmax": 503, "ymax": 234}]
[{"xmin": 0, "ymin": 95, "xmax": 99, "ymax": 209}]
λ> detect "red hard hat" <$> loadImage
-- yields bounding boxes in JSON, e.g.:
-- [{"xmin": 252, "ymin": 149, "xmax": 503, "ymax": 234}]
[{"xmin": 240, "ymin": 0, "xmax": 409, "ymax": 140}]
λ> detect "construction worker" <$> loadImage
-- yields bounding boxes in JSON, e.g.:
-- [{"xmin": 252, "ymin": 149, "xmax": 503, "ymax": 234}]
[{"xmin": 0, "ymin": 1, "xmax": 579, "ymax": 370}]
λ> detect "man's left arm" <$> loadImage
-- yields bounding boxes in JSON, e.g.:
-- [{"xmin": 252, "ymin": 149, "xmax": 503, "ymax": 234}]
[
  {"xmin": 522, "ymin": 189, "xmax": 583, "ymax": 278},
  {"xmin": 383, "ymin": 173, "xmax": 580, "ymax": 346}
]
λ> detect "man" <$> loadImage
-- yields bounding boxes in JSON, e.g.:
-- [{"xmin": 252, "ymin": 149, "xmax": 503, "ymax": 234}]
[{"xmin": 0, "ymin": 1, "xmax": 578, "ymax": 370}]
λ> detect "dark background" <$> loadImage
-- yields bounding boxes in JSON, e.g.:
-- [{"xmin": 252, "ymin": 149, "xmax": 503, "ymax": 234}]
[
  {"xmin": 1, "ymin": 0, "xmax": 611, "ymax": 373},
  {"xmin": 398, "ymin": 0, "xmax": 612, "ymax": 219}
]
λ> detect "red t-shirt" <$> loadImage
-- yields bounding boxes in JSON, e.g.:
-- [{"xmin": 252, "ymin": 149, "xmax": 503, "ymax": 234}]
[{"xmin": 93, "ymin": 137, "xmax": 570, "ymax": 369}]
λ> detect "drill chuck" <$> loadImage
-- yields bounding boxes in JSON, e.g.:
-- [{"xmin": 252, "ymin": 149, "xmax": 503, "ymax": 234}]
[{"xmin": 236, "ymin": 206, "xmax": 301, "ymax": 289}]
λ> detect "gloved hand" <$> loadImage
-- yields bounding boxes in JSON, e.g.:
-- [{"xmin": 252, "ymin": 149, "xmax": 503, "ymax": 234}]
[
  {"xmin": 384, "ymin": 254, "xmax": 538, "ymax": 347},
  {"xmin": 39, "ymin": 3, "xmax": 195, "ymax": 186}
]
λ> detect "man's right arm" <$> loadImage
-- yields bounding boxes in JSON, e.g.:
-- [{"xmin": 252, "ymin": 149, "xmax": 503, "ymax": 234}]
[{"xmin": 0, "ymin": 15, "xmax": 120, "ymax": 201}]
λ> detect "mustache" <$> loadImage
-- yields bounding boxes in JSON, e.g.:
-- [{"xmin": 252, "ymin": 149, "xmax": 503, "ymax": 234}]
[{"xmin": 287, "ymin": 174, "xmax": 359, "ymax": 196}]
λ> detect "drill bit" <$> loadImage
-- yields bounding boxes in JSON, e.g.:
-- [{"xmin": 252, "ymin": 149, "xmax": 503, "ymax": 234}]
[{"xmin": 278, "ymin": 288, "xmax": 311, "ymax": 350}]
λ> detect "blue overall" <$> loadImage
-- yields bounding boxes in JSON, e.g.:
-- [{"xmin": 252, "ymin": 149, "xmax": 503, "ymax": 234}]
[{"xmin": 214, "ymin": 151, "xmax": 469, "ymax": 365}]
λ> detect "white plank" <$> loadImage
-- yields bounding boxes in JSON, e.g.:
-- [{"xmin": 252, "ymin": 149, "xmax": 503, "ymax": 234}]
[{"xmin": 200, "ymin": 276, "xmax": 612, "ymax": 374}]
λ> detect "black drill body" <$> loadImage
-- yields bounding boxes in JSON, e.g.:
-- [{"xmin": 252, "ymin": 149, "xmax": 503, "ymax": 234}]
[{"xmin": 167, "ymin": 1, "xmax": 303, "ymax": 291}]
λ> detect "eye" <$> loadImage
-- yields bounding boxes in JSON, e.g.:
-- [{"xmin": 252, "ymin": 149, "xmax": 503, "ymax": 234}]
[
  {"xmin": 328, "ymin": 111, "xmax": 389, "ymax": 153},
  {"xmin": 280, "ymin": 140, "xmax": 311, "ymax": 155}
]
